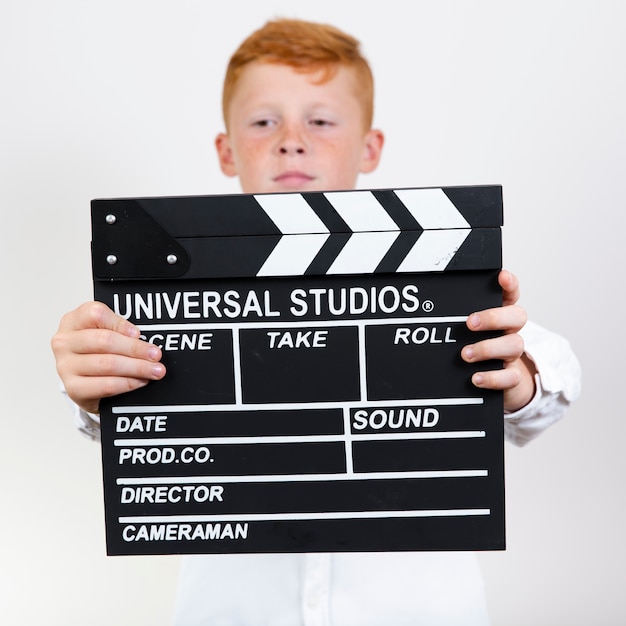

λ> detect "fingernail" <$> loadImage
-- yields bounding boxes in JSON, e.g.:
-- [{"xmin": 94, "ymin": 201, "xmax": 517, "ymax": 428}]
[
  {"xmin": 464, "ymin": 347, "xmax": 475, "ymax": 360},
  {"xmin": 468, "ymin": 314, "xmax": 480, "ymax": 329},
  {"xmin": 152, "ymin": 364, "xmax": 165, "ymax": 378},
  {"xmin": 473, "ymin": 373, "xmax": 484, "ymax": 386},
  {"xmin": 147, "ymin": 346, "xmax": 160, "ymax": 360}
]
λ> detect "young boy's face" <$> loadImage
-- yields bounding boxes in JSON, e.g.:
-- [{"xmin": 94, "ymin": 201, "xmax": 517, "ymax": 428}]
[{"xmin": 215, "ymin": 62, "xmax": 384, "ymax": 194}]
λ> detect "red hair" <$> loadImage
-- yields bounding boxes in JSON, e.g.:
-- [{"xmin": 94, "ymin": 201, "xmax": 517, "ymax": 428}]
[{"xmin": 222, "ymin": 18, "xmax": 374, "ymax": 130}]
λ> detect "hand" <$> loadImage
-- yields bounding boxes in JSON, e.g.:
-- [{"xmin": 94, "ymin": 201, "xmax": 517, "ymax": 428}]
[
  {"xmin": 51, "ymin": 301, "xmax": 166, "ymax": 414},
  {"xmin": 461, "ymin": 270, "xmax": 537, "ymax": 412}
]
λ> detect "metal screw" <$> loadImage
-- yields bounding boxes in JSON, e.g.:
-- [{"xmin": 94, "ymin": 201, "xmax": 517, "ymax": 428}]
[
  {"xmin": 105, "ymin": 214, "xmax": 116, "ymax": 224},
  {"xmin": 166, "ymin": 254, "xmax": 178, "ymax": 265},
  {"xmin": 106, "ymin": 255, "xmax": 118, "ymax": 265}
]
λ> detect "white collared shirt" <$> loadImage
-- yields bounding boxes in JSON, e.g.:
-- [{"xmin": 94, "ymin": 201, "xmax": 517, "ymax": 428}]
[{"xmin": 173, "ymin": 551, "xmax": 491, "ymax": 625}]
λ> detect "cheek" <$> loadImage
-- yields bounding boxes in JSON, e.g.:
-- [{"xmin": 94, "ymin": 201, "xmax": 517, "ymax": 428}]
[
  {"xmin": 234, "ymin": 140, "xmax": 266, "ymax": 166},
  {"xmin": 231, "ymin": 140, "xmax": 269, "ymax": 183},
  {"xmin": 322, "ymin": 141, "xmax": 364, "ymax": 182}
]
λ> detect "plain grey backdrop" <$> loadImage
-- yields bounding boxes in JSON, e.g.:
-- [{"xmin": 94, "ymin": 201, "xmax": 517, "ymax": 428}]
[{"xmin": 1, "ymin": 1, "xmax": 624, "ymax": 624}]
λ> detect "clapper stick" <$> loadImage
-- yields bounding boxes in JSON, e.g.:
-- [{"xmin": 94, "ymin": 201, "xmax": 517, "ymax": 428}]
[{"xmin": 92, "ymin": 185, "xmax": 505, "ymax": 556}]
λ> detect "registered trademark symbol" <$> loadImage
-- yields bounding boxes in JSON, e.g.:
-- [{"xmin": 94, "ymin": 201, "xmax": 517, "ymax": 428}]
[{"xmin": 422, "ymin": 300, "xmax": 434, "ymax": 312}]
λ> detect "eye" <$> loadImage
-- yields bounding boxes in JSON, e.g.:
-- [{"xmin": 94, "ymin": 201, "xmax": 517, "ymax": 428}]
[
  {"xmin": 309, "ymin": 118, "xmax": 334, "ymax": 127},
  {"xmin": 251, "ymin": 118, "xmax": 276, "ymax": 128}
]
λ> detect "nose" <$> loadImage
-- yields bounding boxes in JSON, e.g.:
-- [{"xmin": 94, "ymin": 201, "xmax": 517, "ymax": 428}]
[
  {"xmin": 279, "ymin": 145, "xmax": 305, "ymax": 155},
  {"xmin": 277, "ymin": 124, "xmax": 306, "ymax": 155}
]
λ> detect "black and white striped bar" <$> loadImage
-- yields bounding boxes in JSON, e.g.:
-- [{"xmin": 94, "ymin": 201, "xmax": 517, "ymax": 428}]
[
  {"xmin": 92, "ymin": 185, "xmax": 505, "ymax": 555},
  {"xmin": 92, "ymin": 185, "xmax": 502, "ymax": 280}
]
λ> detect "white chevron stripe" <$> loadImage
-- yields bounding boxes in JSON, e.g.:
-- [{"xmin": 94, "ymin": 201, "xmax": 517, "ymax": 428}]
[
  {"xmin": 257, "ymin": 233, "xmax": 329, "ymax": 276},
  {"xmin": 394, "ymin": 188, "xmax": 470, "ymax": 229},
  {"xmin": 397, "ymin": 229, "xmax": 471, "ymax": 272},
  {"xmin": 324, "ymin": 190, "xmax": 399, "ymax": 232},
  {"xmin": 327, "ymin": 231, "xmax": 400, "ymax": 275},
  {"xmin": 254, "ymin": 193, "xmax": 329, "ymax": 234}
]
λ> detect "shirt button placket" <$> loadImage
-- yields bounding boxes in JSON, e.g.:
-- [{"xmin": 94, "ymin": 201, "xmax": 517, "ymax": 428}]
[{"xmin": 301, "ymin": 553, "xmax": 331, "ymax": 626}]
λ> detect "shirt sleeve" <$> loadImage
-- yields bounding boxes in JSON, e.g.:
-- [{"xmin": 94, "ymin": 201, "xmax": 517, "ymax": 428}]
[
  {"xmin": 61, "ymin": 384, "xmax": 101, "ymax": 441},
  {"xmin": 504, "ymin": 320, "xmax": 581, "ymax": 447}
]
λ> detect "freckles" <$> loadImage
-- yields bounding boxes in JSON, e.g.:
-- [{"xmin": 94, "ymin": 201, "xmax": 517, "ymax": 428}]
[
  {"xmin": 236, "ymin": 139, "xmax": 266, "ymax": 160},
  {"xmin": 315, "ymin": 140, "xmax": 350, "ymax": 165},
  {"xmin": 232, "ymin": 139, "xmax": 268, "ymax": 174},
  {"xmin": 324, "ymin": 141, "xmax": 361, "ymax": 168}
]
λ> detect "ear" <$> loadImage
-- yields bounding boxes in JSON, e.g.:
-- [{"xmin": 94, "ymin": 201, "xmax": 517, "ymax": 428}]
[
  {"xmin": 359, "ymin": 129, "xmax": 385, "ymax": 174},
  {"xmin": 215, "ymin": 133, "xmax": 238, "ymax": 177}
]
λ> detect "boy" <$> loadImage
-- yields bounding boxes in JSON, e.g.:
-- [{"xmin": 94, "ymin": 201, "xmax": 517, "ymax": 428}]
[{"xmin": 52, "ymin": 18, "xmax": 580, "ymax": 625}]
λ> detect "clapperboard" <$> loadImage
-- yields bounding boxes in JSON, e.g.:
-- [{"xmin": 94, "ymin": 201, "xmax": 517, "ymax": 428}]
[{"xmin": 91, "ymin": 185, "xmax": 505, "ymax": 556}]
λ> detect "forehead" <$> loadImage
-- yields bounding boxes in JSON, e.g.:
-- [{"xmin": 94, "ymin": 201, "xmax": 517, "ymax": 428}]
[{"xmin": 229, "ymin": 62, "xmax": 361, "ymax": 110}]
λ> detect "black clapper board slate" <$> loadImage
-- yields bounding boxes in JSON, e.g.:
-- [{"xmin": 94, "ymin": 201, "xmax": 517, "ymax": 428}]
[{"xmin": 91, "ymin": 185, "xmax": 505, "ymax": 556}]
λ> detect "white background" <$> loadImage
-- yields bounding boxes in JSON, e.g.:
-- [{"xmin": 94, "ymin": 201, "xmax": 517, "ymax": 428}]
[{"xmin": 1, "ymin": 1, "xmax": 624, "ymax": 624}]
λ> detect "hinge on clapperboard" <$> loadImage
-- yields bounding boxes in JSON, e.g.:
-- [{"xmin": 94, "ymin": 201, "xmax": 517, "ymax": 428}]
[{"xmin": 91, "ymin": 199, "xmax": 191, "ymax": 280}]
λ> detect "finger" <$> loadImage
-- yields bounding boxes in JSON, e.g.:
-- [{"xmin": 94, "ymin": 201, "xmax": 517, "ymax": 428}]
[
  {"xmin": 466, "ymin": 304, "xmax": 527, "ymax": 334},
  {"xmin": 462, "ymin": 333, "xmax": 525, "ymax": 364},
  {"xmin": 61, "ymin": 352, "xmax": 166, "ymax": 413},
  {"xmin": 68, "ymin": 352, "xmax": 166, "ymax": 381},
  {"xmin": 498, "ymin": 269, "xmax": 520, "ymax": 308},
  {"xmin": 56, "ymin": 353, "xmax": 165, "ymax": 411},
  {"xmin": 63, "ymin": 373, "xmax": 155, "ymax": 413},
  {"xmin": 470, "ymin": 364, "xmax": 523, "ymax": 391},
  {"xmin": 57, "ymin": 301, "xmax": 140, "ymax": 338},
  {"xmin": 57, "ymin": 328, "xmax": 162, "ymax": 361}
]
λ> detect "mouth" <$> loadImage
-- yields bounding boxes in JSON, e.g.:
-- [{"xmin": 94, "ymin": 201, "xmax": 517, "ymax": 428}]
[{"xmin": 272, "ymin": 171, "xmax": 316, "ymax": 189}]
